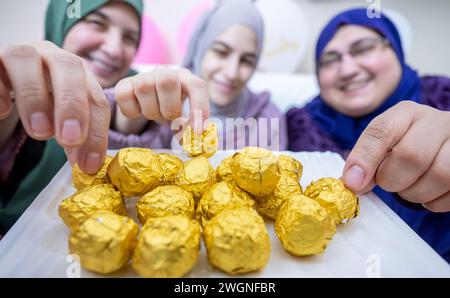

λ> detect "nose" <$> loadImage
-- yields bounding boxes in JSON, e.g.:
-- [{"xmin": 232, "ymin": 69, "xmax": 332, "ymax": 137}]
[
  {"xmin": 223, "ymin": 56, "xmax": 240, "ymax": 81},
  {"xmin": 100, "ymin": 28, "xmax": 123, "ymax": 60},
  {"xmin": 338, "ymin": 54, "xmax": 359, "ymax": 80}
]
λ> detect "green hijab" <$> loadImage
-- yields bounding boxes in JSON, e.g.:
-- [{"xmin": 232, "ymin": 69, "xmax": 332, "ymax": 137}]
[{"xmin": 45, "ymin": 0, "xmax": 144, "ymax": 76}]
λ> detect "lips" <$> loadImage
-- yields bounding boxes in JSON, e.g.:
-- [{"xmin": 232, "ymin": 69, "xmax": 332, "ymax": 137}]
[
  {"xmin": 86, "ymin": 56, "xmax": 120, "ymax": 77},
  {"xmin": 213, "ymin": 79, "xmax": 237, "ymax": 94},
  {"xmin": 339, "ymin": 77, "xmax": 373, "ymax": 93}
]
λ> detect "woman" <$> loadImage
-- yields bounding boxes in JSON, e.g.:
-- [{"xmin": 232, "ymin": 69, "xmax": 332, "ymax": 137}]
[
  {"xmin": 0, "ymin": 0, "xmax": 209, "ymax": 235},
  {"xmin": 0, "ymin": 0, "xmax": 143, "ymax": 236},
  {"xmin": 287, "ymin": 8, "xmax": 450, "ymax": 262},
  {"xmin": 182, "ymin": 0, "xmax": 287, "ymax": 150}
]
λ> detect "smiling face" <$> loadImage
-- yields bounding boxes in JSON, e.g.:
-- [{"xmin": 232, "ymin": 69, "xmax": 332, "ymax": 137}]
[
  {"xmin": 318, "ymin": 25, "xmax": 402, "ymax": 117},
  {"xmin": 200, "ymin": 25, "xmax": 258, "ymax": 106},
  {"xmin": 62, "ymin": 1, "xmax": 140, "ymax": 88}
]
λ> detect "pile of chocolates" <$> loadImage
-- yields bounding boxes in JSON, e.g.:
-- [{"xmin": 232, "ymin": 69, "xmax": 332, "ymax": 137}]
[{"xmin": 59, "ymin": 127, "xmax": 359, "ymax": 277}]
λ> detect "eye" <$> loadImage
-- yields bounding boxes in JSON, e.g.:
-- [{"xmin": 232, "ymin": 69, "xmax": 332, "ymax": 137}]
[
  {"xmin": 351, "ymin": 40, "xmax": 377, "ymax": 56},
  {"xmin": 212, "ymin": 48, "xmax": 228, "ymax": 57},
  {"xmin": 124, "ymin": 34, "xmax": 139, "ymax": 47},
  {"xmin": 319, "ymin": 53, "xmax": 340, "ymax": 68},
  {"xmin": 242, "ymin": 57, "xmax": 256, "ymax": 67},
  {"xmin": 85, "ymin": 19, "xmax": 107, "ymax": 31}
]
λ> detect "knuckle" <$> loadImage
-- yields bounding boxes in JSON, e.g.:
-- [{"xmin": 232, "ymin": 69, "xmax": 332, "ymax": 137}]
[
  {"xmin": 156, "ymin": 72, "xmax": 179, "ymax": 91},
  {"xmin": 52, "ymin": 52, "xmax": 83, "ymax": 69},
  {"xmin": 189, "ymin": 76, "xmax": 207, "ymax": 90},
  {"xmin": 398, "ymin": 190, "xmax": 422, "ymax": 204},
  {"xmin": 396, "ymin": 100, "xmax": 418, "ymax": 111},
  {"xmin": 2, "ymin": 45, "xmax": 38, "ymax": 59},
  {"xmin": 363, "ymin": 117, "xmax": 394, "ymax": 145},
  {"xmin": 161, "ymin": 109, "xmax": 181, "ymax": 121},
  {"xmin": 391, "ymin": 144, "xmax": 428, "ymax": 171},
  {"xmin": 57, "ymin": 88, "xmax": 87, "ymax": 109},
  {"xmin": 14, "ymin": 84, "xmax": 47, "ymax": 100},
  {"xmin": 133, "ymin": 75, "xmax": 155, "ymax": 94},
  {"xmin": 431, "ymin": 163, "xmax": 450, "ymax": 184}
]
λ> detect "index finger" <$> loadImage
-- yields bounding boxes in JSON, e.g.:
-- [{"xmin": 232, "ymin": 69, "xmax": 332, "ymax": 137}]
[
  {"xmin": 342, "ymin": 101, "xmax": 416, "ymax": 192},
  {"xmin": 74, "ymin": 64, "xmax": 110, "ymax": 174},
  {"xmin": 178, "ymin": 68, "xmax": 210, "ymax": 134}
]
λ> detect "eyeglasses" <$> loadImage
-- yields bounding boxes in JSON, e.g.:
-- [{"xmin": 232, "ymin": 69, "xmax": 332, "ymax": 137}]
[{"xmin": 318, "ymin": 37, "xmax": 390, "ymax": 70}]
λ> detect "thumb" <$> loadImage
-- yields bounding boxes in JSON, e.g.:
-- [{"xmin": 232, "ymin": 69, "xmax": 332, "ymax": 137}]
[{"xmin": 342, "ymin": 102, "xmax": 414, "ymax": 192}]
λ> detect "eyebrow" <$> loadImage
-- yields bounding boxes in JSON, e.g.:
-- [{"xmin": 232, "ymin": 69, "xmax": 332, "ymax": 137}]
[
  {"xmin": 212, "ymin": 41, "xmax": 257, "ymax": 59},
  {"xmin": 87, "ymin": 10, "xmax": 140, "ymax": 36}
]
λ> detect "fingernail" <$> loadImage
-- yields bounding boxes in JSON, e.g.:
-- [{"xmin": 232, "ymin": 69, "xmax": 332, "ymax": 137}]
[
  {"xmin": 30, "ymin": 112, "xmax": 52, "ymax": 137},
  {"xmin": 62, "ymin": 119, "xmax": 82, "ymax": 145},
  {"xmin": 85, "ymin": 152, "xmax": 101, "ymax": 174},
  {"xmin": 344, "ymin": 165, "xmax": 365, "ymax": 190}
]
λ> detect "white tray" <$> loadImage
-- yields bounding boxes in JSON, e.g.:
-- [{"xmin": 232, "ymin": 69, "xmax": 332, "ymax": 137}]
[{"xmin": 0, "ymin": 150, "xmax": 449, "ymax": 277}]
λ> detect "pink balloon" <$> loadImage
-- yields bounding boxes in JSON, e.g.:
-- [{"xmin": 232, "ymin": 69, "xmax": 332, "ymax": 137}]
[
  {"xmin": 177, "ymin": 0, "xmax": 213, "ymax": 58},
  {"xmin": 133, "ymin": 14, "xmax": 169, "ymax": 64}
]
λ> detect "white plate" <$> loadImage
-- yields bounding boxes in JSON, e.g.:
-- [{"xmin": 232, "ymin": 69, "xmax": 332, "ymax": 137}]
[{"xmin": 0, "ymin": 150, "xmax": 449, "ymax": 277}]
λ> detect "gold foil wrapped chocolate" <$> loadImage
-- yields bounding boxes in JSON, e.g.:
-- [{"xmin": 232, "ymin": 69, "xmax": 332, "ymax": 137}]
[
  {"xmin": 196, "ymin": 181, "xmax": 255, "ymax": 227},
  {"xmin": 69, "ymin": 210, "xmax": 138, "ymax": 274},
  {"xmin": 231, "ymin": 147, "xmax": 280, "ymax": 198},
  {"xmin": 157, "ymin": 153, "xmax": 183, "ymax": 185},
  {"xmin": 258, "ymin": 174, "xmax": 303, "ymax": 220},
  {"xmin": 215, "ymin": 155, "xmax": 234, "ymax": 182},
  {"xmin": 136, "ymin": 185, "xmax": 195, "ymax": 224},
  {"xmin": 72, "ymin": 155, "xmax": 113, "ymax": 190},
  {"xmin": 182, "ymin": 122, "xmax": 217, "ymax": 158},
  {"xmin": 107, "ymin": 148, "xmax": 162, "ymax": 197},
  {"xmin": 275, "ymin": 194, "xmax": 336, "ymax": 256},
  {"xmin": 304, "ymin": 177, "xmax": 359, "ymax": 224},
  {"xmin": 59, "ymin": 184, "xmax": 126, "ymax": 231},
  {"xmin": 278, "ymin": 155, "xmax": 303, "ymax": 180},
  {"xmin": 175, "ymin": 157, "xmax": 216, "ymax": 201},
  {"xmin": 132, "ymin": 215, "xmax": 201, "ymax": 278},
  {"xmin": 203, "ymin": 207, "xmax": 270, "ymax": 275}
]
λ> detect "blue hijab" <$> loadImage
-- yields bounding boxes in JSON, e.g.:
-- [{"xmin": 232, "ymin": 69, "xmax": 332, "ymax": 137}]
[
  {"xmin": 307, "ymin": 8, "xmax": 421, "ymax": 150},
  {"xmin": 307, "ymin": 8, "xmax": 450, "ymax": 263}
]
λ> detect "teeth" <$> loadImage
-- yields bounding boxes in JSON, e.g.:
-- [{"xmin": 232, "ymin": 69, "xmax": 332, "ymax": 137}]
[
  {"xmin": 342, "ymin": 79, "xmax": 370, "ymax": 92},
  {"xmin": 90, "ymin": 59, "xmax": 115, "ymax": 73}
]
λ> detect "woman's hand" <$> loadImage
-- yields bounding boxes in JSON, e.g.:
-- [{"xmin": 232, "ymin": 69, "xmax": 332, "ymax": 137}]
[
  {"xmin": 0, "ymin": 41, "xmax": 110, "ymax": 174},
  {"xmin": 114, "ymin": 66, "xmax": 210, "ymax": 134},
  {"xmin": 343, "ymin": 101, "xmax": 450, "ymax": 212}
]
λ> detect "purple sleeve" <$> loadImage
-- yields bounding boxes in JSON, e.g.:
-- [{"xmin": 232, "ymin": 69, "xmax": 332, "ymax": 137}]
[
  {"xmin": 286, "ymin": 106, "xmax": 347, "ymax": 157},
  {"xmin": 104, "ymin": 88, "xmax": 172, "ymax": 149},
  {"xmin": 420, "ymin": 76, "xmax": 450, "ymax": 111}
]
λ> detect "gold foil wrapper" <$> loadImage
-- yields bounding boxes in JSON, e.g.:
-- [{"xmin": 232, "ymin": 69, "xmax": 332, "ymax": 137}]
[
  {"xmin": 278, "ymin": 155, "xmax": 303, "ymax": 180},
  {"xmin": 132, "ymin": 215, "xmax": 201, "ymax": 278},
  {"xmin": 196, "ymin": 181, "xmax": 255, "ymax": 227},
  {"xmin": 59, "ymin": 184, "xmax": 127, "ymax": 231},
  {"xmin": 231, "ymin": 147, "xmax": 280, "ymax": 198},
  {"xmin": 215, "ymin": 155, "xmax": 234, "ymax": 182},
  {"xmin": 182, "ymin": 122, "xmax": 218, "ymax": 158},
  {"xmin": 258, "ymin": 174, "xmax": 303, "ymax": 220},
  {"xmin": 72, "ymin": 156, "xmax": 113, "ymax": 190},
  {"xmin": 304, "ymin": 177, "xmax": 359, "ymax": 224},
  {"xmin": 175, "ymin": 157, "xmax": 216, "ymax": 201},
  {"xmin": 203, "ymin": 207, "xmax": 270, "ymax": 275},
  {"xmin": 157, "ymin": 153, "xmax": 183, "ymax": 185},
  {"xmin": 136, "ymin": 185, "xmax": 195, "ymax": 224},
  {"xmin": 107, "ymin": 148, "xmax": 162, "ymax": 197},
  {"xmin": 69, "ymin": 210, "xmax": 139, "ymax": 274},
  {"xmin": 275, "ymin": 194, "xmax": 336, "ymax": 256}
]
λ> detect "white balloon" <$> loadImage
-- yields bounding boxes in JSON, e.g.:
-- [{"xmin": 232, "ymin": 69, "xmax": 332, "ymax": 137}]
[{"xmin": 255, "ymin": 0, "xmax": 308, "ymax": 72}]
